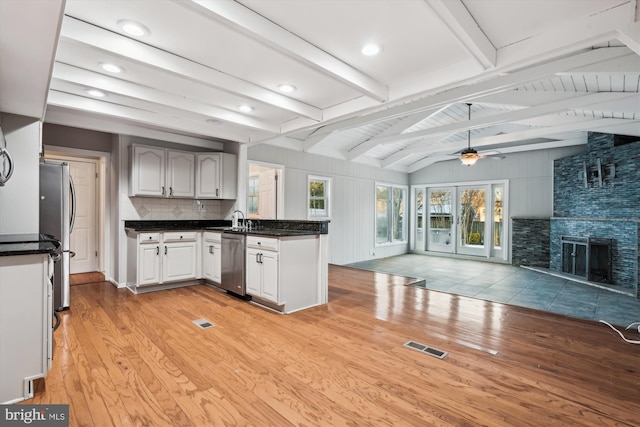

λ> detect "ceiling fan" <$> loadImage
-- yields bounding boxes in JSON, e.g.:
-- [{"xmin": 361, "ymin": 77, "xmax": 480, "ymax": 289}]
[{"xmin": 458, "ymin": 103, "xmax": 504, "ymax": 166}]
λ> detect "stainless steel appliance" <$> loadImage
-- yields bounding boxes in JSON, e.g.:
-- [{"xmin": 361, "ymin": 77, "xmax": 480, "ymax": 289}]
[
  {"xmin": 39, "ymin": 160, "xmax": 76, "ymax": 311},
  {"xmin": 0, "ymin": 124, "xmax": 14, "ymax": 187},
  {"xmin": 221, "ymin": 232, "xmax": 246, "ymax": 296}
]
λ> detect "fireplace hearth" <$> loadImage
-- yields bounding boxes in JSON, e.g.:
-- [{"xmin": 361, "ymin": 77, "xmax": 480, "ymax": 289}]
[{"xmin": 561, "ymin": 235, "xmax": 613, "ymax": 284}]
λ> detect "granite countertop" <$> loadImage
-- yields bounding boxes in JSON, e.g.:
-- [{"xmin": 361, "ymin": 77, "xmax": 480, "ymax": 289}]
[
  {"xmin": 0, "ymin": 233, "xmax": 60, "ymax": 257},
  {"xmin": 125, "ymin": 219, "xmax": 329, "ymax": 236}
]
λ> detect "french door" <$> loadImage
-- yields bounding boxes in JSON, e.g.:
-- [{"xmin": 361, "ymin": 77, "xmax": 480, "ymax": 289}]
[{"xmin": 413, "ymin": 182, "xmax": 506, "ymax": 260}]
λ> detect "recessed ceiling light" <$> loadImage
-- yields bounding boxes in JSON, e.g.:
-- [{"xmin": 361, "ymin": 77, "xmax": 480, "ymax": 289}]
[
  {"xmin": 100, "ymin": 62, "xmax": 123, "ymax": 73},
  {"xmin": 86, "ymin": 89, "xmax": 106, "ymax": 98},
  {"xmin": 117, "ymin": 19, "xmax": 150, "ymax": 37},
  {"xmin": 277, "ymin": 84, "xmax": 296, "ymax": 93},
  {"xmin": 238, "ymin": 105, "xmax": 253, "ymax": 113},
  {"xmin": 361, "ymin": 43, "xmax": 382, "ymax": 56}
]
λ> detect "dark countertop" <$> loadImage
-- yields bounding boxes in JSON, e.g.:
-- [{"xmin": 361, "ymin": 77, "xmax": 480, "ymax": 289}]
[
  {"xmin": 125, "ymin": 219, "xmax": 329, "ymax": 235},
  {"xmin": 0, "ymin": 233, "xmax": 60, "ymax": 257}
]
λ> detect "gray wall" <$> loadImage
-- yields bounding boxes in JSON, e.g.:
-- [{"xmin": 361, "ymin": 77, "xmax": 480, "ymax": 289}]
[
  {"xmin": 248, "ymin": 144, "xmax": 409, "ymax": 265},
  {"xmin": 410, "ymin": 146, "xmax": 586, "ymax": 218}
]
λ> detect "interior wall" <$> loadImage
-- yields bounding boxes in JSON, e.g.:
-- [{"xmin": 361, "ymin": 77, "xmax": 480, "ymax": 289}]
[
  {"xmin": 0, "ymin": 113, "xmax": 41, "ymax": 234},
  {"xmin": 409, "ymin": 146, "xmax": 586, "ymax": 218},
  {"xmin": 248, "ymin": 144, "xmax": 409, "ymax": 265}
]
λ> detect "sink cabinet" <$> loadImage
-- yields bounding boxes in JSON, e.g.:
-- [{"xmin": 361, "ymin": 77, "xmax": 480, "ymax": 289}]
[{"xmin": 129, "ymin": 144, "xmax": 195, "ymax": 198}]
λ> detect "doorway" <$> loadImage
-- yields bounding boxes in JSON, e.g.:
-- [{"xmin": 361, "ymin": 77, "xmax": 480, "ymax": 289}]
[
  {"xmin": 412, "ymin": 181, "xmax": 507, "ymax": 261},
  {"xmin": 247, "ymin": 162, "xmax": 284, "ymax": 219},
  {"xmin": 45, "ymin": 152, "xmax": 106, "ymax": 275}
]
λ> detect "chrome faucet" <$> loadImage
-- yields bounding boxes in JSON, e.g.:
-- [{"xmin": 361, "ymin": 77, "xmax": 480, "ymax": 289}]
[{"xmin": 232, "ymin": 209, "xmax": 245, "ymax": 230}]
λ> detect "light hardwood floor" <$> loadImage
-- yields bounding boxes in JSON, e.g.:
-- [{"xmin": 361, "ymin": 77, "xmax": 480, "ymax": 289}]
[{"xmin": 27, "ymin": 265, "xmax": 639, "ymax": 426}]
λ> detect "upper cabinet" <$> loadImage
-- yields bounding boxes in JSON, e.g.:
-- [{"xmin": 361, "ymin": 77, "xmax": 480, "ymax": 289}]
[
  {"xmin": 196, "ymin": 153, "xmax": 237, "ymax": 199},
  {"xmin": 167, "ymin": 151, "xmax": 195, "ymax": 197},
  {"xmin": 129, "ymin": 145, "xmax": 236, "ymax": 199},
  {"xmin": 128, "ymin": 144, "xmax": 199, "ymax": 198}
]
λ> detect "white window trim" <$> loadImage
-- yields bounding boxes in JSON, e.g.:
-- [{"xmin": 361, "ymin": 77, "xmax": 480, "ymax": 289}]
[
  {"xmin": 307, "ymin": 175, "xmax": 332, "ymax": 219},
  {"xmin": 375, "ymin": 182, "xmax": 408, "ymax": 247}
]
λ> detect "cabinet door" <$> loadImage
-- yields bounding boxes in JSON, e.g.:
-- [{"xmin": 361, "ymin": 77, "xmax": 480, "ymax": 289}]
[
  {"xmin": 196, "ymin": 153, "xmax": 220, "ymax": 198},
  {"xmin": 163, "ymin": 242, "xmax": 198, "ymax": 282},
  {"xmin": 131, "ymin": 146, "xmax": 165, "ymax": 196},
  {"xmin": 202, "ymin": 242, "xmax": 221, "ymax": 283},
  {"xmin": 260, "ymin": 251, "xmax": 279, "ymax": 303},
  {"xmin": 245, "ymin": 248, "xmax": 262, "ymax": 296},
  {"xmin": 167, "ymin": 151, "xmax": 195, "ymax": 197},
  {"xmin": 212, "ymin": 242, "xmax": 222, "ymax": 283},
  {"xmin": 138, "ymin": 244, "xmax": 161, "ymax": 285}
]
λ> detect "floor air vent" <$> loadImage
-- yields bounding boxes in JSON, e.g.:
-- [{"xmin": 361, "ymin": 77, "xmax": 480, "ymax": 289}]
[
  {"xmin": 192, "ymin": 318, "xmax": 215, "ymax": 329},
  {"xmin": 404, "ymin": 341, "xmax": 448, "ymax": 359}
]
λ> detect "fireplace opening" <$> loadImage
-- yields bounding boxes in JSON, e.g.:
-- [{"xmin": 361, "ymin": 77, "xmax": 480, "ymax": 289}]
[{"xmin": 561, "ymin": 236, "xmax": 613, "ymax": 284}]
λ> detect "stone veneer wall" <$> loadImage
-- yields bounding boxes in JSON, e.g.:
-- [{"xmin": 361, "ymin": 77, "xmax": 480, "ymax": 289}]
[
  {"xmin": 511, "ymin": 218, "xmax": 550, "ymax": 267},
  {"xmin": 552, "ymin": 132, "xmax": 640, "ymax": 298}
]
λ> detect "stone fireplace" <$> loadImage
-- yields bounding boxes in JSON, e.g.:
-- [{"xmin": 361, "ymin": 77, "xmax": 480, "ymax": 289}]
[{"xmin": 513, "ymin": 132, "xmax": 639, "ymax": 298}]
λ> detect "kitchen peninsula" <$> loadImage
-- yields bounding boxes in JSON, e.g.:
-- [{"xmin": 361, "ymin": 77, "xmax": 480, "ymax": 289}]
[{"xmin": 124, "ymin": 219, "xmax": 329, "ymax": 314}]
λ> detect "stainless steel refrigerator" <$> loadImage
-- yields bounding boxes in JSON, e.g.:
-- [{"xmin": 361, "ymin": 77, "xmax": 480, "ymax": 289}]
[{"xmin": 40, "ymin": 160, "xmax": 76, "ymax": 311}]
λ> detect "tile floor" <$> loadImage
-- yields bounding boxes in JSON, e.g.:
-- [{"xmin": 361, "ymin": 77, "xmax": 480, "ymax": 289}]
[{"xmin": 345, "ymin": 253, "xmax": 640, "ymax": 328}]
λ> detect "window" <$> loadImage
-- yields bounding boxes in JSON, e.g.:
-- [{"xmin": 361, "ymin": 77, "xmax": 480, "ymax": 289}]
[
  {"xmin": 248, "ymin": 176, "xmax": 259, "ymax": 215},
  {"xmin": 376, "ymin": 183, "xmax": 406, "ymax": 244},
  {"xmin": 308, "ymin": 175, "xmax": 331, "ymax": 219}
]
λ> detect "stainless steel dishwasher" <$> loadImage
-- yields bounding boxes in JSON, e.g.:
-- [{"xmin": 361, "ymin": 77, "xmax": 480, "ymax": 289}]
[{"xmin": 221, "ymin": 232, "xmax": 246, "ymax": 296}]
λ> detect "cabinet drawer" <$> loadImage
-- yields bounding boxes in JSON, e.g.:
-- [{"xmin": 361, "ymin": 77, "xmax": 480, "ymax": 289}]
[
  {"xmin": 139, "ymin": 232, "xmax": 160, "ymax": 244},
  {"xmin": 246, "ymin": 235, "xmax": 279, "ymax": 251},
  {"xmin": 163, "ymin": 231, "xmax": 198, "ymax": 243},
  {"xmin": 203, "ymin": 231, "xmax": 222, "ymax": 243}
]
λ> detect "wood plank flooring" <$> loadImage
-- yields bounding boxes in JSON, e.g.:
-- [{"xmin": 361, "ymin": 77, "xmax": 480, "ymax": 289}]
[{"xmin": 26, "ymin": 265, "xmax": 639, "ymax": 426}]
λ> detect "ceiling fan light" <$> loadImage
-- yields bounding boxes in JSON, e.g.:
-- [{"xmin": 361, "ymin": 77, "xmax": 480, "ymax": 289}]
[{"xmin": 460, "ymin": 155, "xmax": 479, "ymax": 166}]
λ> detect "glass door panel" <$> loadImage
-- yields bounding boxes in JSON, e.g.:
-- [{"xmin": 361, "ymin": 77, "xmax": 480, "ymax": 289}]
[
  {"xmin": 414, "ymin": 188, "xmax": 425, "ymax": 251},
  {"xmin": 427, "ymin": 188, "xmax": 454, "ymax": 253},
  {"xmin": 458, "ymin": 186, "xmax": 487, "ymax": 256}
]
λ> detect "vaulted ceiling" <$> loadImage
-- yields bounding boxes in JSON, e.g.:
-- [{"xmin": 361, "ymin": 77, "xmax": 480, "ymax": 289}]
[{"xmin": 1, "ymin": 0, "xmax": 639, "ymax": 172}]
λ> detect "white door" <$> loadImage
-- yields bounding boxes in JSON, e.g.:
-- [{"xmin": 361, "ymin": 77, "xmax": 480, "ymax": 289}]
[
  {"xmin": 258, "ymin": 168, "xmax": 277, "ymax": 218},
  {"xmin": 69, "ymin": 160, "xmax": 97, "ymax": 274}
]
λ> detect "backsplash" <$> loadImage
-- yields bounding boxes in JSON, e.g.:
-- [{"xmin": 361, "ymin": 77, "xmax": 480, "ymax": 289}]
[{"xmin": 125, "ymin": 197, "xmax": 236, "ymax": 220}]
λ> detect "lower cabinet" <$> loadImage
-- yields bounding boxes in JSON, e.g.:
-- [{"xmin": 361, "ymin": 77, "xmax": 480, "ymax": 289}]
[
  {"xmin": 202, "ymin": 232, "xmax": 222, "ymax": 283},
  {"xmin": 245, "ymin": 234, "xmax": 320, "ymax": 313},
  {"xmin": 246, "ymin": 243, "xmax": 279, "ymax": 303},
  {"xmin": 128, "ymin": 231, "xmax": 199, "ymax": 291},
  {"xmin": 0, "ymin": 253, "xmax": 53, "ymax": 404}
]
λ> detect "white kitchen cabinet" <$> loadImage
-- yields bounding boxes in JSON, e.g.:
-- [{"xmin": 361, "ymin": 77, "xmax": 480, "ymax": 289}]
[
  {"xmin": 202, "ymin": 232, "xmax": 222, "ymax": 283},
  {"xmin": 0, "ymin": 254, "xmax": 52, "ymax": 403},
  {"xmin": 166, "ymin": 151, "xmax": 196, "ymax": 197},
  {"xmin": 129, "ymin": 144, "xmax": 195, "ymax": 198},
  {"xmin": 246, "ymin": 234, "xmax": 320, "ymax": 313},
  {"xmin": 195, "ymin": 152, "xmax": 237, "ymax": 199},
  {"xmin": 127, "ymin": 231, "xmax": 200, "ymax": 291}
]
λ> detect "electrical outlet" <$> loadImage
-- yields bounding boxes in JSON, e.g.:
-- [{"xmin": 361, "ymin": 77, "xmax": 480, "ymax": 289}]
[
  {"xmin": 369, "ymin": 249, "xmax": 376, "ymax": 256},
  {"xmin": 192, "ymin": 200, "xmax": 203, "ymax": 211}
]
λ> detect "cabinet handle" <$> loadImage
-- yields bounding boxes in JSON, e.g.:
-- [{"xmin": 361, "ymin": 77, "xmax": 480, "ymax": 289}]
[
  {"xmin": 164, "ymin": 246, "xmax": 167, "ymax": 255},
  {"xmin": 209, "ymin": 245, "xmax": 214, "ymax": 254},
  {"xmin": 162, "ymin": 186, "xmax": 166, "ymax": 196},
  {"xmin": 216, "ymin": 188, "xmax": 219, "ymax": 197},
  {"xmin": 259, "ymin": 253, "xmax": 263, "ymax": 264},
  {"xmin": 156, "ymin": 246, "xmax": 159, "ymax": 255},
  {"xmin": 170, "ymin": 187, "xmax": 174, "ymax": 196},
  {"xmin": 255, "ymin": 252, "xmax": 260, "ymax": 264}
]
